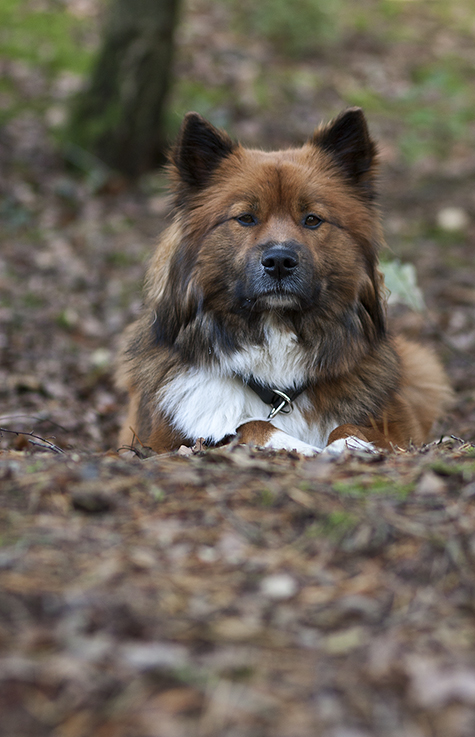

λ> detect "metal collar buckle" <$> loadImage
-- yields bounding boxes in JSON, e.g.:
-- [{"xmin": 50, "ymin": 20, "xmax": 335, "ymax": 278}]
[{"xmin": 267, "ymin": 389, "xmax": 294, "ymax": 420}]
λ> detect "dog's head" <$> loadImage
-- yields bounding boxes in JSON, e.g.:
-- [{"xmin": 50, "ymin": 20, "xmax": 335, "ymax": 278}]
[{"xmin": 151, "ymin": 109, "xmax": 387, "ymax": 371}]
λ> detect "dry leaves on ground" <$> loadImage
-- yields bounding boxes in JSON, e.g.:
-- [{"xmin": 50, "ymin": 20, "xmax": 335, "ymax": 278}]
[{"xmin": 1, "ymin": 439, "xmax": 475, "ymax": 736}]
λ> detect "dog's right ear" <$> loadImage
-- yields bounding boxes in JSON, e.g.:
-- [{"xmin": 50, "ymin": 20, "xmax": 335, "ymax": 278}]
[{"xmin": 170, "ymin": 113, "xmax": 237, "ymax": 190}]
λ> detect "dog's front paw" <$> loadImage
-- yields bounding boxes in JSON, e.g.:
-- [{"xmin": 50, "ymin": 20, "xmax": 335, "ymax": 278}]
[
  {"xmin": 323, "ymin": 436, "xmax": 377, "ymax": 457},
  {"xmin": 264, "ymin": 430, "xmax": 322, "ymax": 456},
  {"xmin": 237, "ymin": 421, "xmax": 322, "ymax": 456}
]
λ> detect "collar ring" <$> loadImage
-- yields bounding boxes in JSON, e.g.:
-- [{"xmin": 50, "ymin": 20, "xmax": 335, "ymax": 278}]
[{"xmin": 267, "ymin": 389, "xmax": 293, "ymax": 420}]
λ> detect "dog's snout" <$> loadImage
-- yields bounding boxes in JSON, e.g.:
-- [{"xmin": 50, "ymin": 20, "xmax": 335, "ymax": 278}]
[{"xmin": 261, "ymin": 245, "xmax": 299, "ymax": 280}]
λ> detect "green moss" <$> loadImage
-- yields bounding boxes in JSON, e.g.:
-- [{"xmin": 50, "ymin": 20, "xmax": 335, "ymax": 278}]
[
  {"xmin": 324, "ymin": 510, "xmax": 358, "ymax": 532},
  {"xmin": 306, "ymin": 510, "xmax": 358, "ymax": 540},
  {"xmin": 150, "ymin": 486, "xmax": 165, "ymax": 502},
  {"xmin": 259, "ymin": 487, "xmax": 276, "ymax": 507},
  {"xmin": 333, "ymin": 475, "xmax": 413, "ymax": 499},
  {"xmin": 430, "ymin": 460, "xmax": 475, "ymax": 481},
  {"xmin": 22, "ymin": 293, "xmax": 46, "ymax": 309}
]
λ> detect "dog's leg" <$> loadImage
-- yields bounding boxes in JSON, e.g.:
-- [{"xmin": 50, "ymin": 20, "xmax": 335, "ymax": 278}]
[
  {"xmin": 237, "ymin": 420, "xmax": 322, "ymax": 456},
  {"xmin": 325, "ymin": 423, "xmax": 380, "ymax": 454},
  {"xmin": 118, "ymin": 388, "xmax": 189, "ymax": 454}
]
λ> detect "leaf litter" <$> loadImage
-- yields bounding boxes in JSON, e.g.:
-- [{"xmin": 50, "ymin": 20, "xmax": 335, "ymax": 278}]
[{"xmin": 1, "ymin": 439, "xmax": 475, "ymax": 736}]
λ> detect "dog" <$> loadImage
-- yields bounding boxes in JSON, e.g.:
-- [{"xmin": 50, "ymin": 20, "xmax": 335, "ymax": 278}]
[{"xmin": 116, "ymin": 107, "xmax": 452, "ymax": 455}]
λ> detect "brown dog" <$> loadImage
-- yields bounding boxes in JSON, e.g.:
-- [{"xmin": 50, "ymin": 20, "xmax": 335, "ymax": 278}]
[{"xmin": 116, "ymin": 108, "xmax": 452, "ymax": 455}]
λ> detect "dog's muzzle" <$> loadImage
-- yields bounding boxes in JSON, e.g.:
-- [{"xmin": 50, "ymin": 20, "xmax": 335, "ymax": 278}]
[{"xmin": 238, "ymin": 241, "xmax": 315, "ymax": 310}]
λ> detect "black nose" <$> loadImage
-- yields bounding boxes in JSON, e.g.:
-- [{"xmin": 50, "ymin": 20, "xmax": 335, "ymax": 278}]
[{"xmin": 261, "ymin": 246, "xmax": 299, "ymax": 280}]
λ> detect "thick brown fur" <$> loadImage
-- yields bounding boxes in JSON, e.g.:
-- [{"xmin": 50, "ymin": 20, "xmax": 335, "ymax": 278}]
[{"xmin": 116, "ymin": 108, "xmax": 452, "ymax": 454}]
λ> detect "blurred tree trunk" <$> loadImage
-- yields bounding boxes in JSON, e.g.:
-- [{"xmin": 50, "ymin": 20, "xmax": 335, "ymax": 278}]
[{"xmin": 68, "ymin": 0, "xmax": 181, "ymax": 178}]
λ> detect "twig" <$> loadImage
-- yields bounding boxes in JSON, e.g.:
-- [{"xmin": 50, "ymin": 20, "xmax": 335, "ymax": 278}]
[
  {"xmin": 0, "ymin": 428, "xmax": 65, "ymax": 455},
  {"xmin": 115, "ymin": 427, "xmax": 155, "ymax": 458}
]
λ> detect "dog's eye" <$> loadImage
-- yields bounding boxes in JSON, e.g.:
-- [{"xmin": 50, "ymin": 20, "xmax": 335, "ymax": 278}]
[
  {"xmin": 236, "ymin": 213, "xmax": 258, "ymax": 226},
  {"xmin": 303, "ymin": 214, "xmax": 323, "ymax": 229}
]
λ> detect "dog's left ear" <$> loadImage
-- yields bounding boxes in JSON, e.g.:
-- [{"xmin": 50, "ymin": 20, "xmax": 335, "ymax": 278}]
[
  {"xmin": 170, "ymin": 112, "xmax": 237, "ymax": 190},
  {"xmin": 312, "ymin": 108, "xmax": 377, "ymax": 198}
]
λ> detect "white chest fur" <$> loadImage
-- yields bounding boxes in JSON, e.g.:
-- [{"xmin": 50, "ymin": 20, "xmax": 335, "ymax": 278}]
[{"xmin": 157, "ymin": 325, "xmax": 334, "ymax": 448}]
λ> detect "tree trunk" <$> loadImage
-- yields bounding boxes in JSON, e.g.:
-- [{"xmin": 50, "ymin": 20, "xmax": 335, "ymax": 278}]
[{"xmin": 68, "ymin": 0, "xmax": 181, "ymax": 178}]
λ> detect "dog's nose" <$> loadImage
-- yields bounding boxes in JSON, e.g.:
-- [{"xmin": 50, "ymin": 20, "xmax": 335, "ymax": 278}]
[{"xmin": 261, "ymin": 246, "xmax": 299, "ymax": 279}]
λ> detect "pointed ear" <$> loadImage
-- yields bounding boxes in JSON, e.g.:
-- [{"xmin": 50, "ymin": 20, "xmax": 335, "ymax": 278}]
[
  {"xmin": 170, "ymin": 112, "xmax": 237, "ymax": 189},
  {"xmin": 312, "ymin": 108, "xmax": 377, "ymax": 198}
]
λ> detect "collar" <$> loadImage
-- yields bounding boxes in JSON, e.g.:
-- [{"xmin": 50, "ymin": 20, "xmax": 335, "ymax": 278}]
[{"xmin": 244, "ymin": 376, "xmax": 308, "ymax": 420}]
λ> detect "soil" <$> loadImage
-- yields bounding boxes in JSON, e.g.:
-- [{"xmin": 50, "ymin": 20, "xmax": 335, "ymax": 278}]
[{"xmin": 1, "ymin": 2, "xmax": 475, "ymax": 735}]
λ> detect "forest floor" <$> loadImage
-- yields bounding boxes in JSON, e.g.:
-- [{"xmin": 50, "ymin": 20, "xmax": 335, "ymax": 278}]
[{"xmin": 1, "ymin": 1, "xmax": 475, "ymax": 735}]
